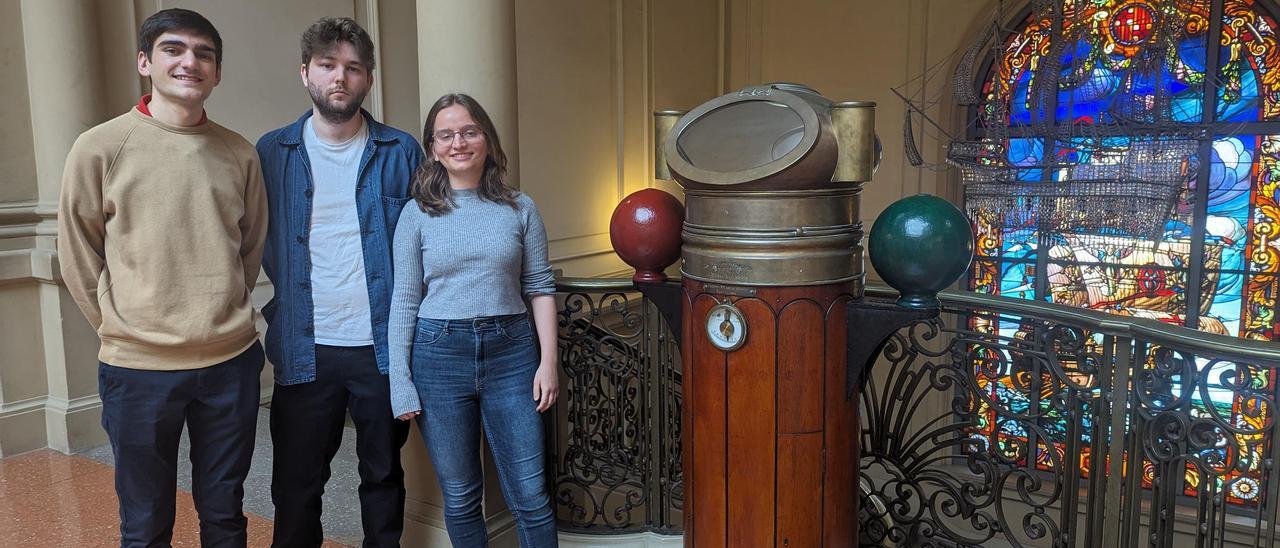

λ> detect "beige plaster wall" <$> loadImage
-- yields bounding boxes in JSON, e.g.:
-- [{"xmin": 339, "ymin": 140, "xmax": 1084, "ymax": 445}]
[
  {"xmin": 651, "ymin": 0, "xmax": 722, "ymax": 112},
  {"xmin": 0, "ymin": 1, "xmax": 36, "ymax": 206},
  {"xmin": 511, "ymin": 0, "xmax": 725, "ymax": 277},
  {"xmin": 515, "ymin": 0, "xmax": 630, "ymax": 277},
  {"xmin": 0, "ymin": 287, "xmax": 46, "ymax": 402},
  {"xmin": 378, "ymin": 0, "xmax": 423, "ymax": 136},
  {"xmin": 96, "ymin": 1, "xmax": 146, "ymax": 115},
  {"xmin": 721, "ymin": 0, "xmax": 988, "ymax": 282}
]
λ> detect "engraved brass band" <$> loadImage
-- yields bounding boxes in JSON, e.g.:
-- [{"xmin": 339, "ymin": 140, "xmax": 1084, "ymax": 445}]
[
  {"xmin": 681, "ymin": 188, "xmax": 865, "ymax": 287},
  {"xmin": 653, "ymin": 110, "xmax": 684, "ymax": 181},
  {"xmin": 830, "ymin": 101, "xmax": 876, "ymax": 183},
  {"xmin": 683, "ymin": 187, "xmax": 859, "ymax": 232}
]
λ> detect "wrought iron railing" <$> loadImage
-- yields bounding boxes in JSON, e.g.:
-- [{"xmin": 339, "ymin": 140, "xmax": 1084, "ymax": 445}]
[
  {"xmin": 548, "ymin": 278, "xmax": 682, "ymax": 535},
  {"xmin": 551, "ymin": 278, "xmax": 1280, "ymax": 547},
  {"xmin": 858, "ymin": 287, "xmax": 1280, "ymax": 548}
]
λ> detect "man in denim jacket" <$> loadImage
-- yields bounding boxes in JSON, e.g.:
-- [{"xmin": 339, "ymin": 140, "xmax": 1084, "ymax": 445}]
[{"xmin": 255, "ymin": 17, "xmax": 422, "ymax": 547}]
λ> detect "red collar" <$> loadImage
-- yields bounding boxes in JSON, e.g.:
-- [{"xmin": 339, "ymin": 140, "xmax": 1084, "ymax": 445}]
[{"xmin": 137, "ymin": 94, "xmax": 208, "ymax": 124}]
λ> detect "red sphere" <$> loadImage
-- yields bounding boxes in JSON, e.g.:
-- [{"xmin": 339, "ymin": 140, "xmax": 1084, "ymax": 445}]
[{"xmin": 609, "ymin": 189, "xmax": 684, "ymax": 282}]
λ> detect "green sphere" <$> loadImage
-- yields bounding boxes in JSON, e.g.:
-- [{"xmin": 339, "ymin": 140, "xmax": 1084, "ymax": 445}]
[{"xmin": 868, "ymin": 194, "xmax": 974, "ymax": 308}]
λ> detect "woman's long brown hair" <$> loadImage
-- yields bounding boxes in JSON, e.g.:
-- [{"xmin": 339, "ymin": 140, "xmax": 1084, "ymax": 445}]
[{"xmin": 411, "ymin": 93, "xmax": 517, "ymax": 216}]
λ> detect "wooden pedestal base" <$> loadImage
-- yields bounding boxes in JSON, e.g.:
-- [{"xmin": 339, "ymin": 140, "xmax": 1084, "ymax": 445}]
[{"xmin": 680, "ymin": 279, "xmax": 859, "ymax": 547}]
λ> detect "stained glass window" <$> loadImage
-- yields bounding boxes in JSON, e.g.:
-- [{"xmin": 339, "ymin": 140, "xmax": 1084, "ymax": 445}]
[{"xmin": 968, "ymin": 0, "xmax": 1279, "ymax": 506}]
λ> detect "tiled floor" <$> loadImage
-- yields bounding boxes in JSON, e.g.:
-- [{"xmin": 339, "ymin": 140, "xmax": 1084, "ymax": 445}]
[{"xmin": 1, "ymin": 406, "xmax": 360, "ymax": 547}]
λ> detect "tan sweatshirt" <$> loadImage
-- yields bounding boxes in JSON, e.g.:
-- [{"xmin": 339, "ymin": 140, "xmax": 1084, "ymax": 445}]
[{"xmin": 57, "ymin": 108, "xmax": 268, "ymax": 370}]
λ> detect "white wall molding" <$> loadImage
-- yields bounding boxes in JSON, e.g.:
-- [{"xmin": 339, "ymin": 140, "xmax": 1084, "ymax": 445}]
[
  {"xmin": 0, "ymin": 395, "xmax": 99, "ymax": 456},
  {"xmin": 42, "ymin": 393, "xmax": 101, "ymax": 416},
  {"xmin": 548, "ymin": 232, "xmax": 619, "ymax": 266},
  {"xmin": 555, "ymin": 248, "xmax": 617, "ymax": 263},
  {"xmin": 44, "ymin": 392, "xmax": 106, "ymax": 454},
  {"xmin": 0, "ymin": 201, "xmax": 41, "ymax": 225},
  {"xmin": 0, "ymin": 395, "xmax": 48, "ymax": 418},
  {"xmin": 0, "ymin": 248, "xmax": 63, "ymax": 285},
  {"xmin": 403, "ymin": 499, "xmax": 518, "ymax": 547},
  {"xmin": 549, "ymin": 231, "xmax": 609, "ymax": 244},
  {"xmin": 0, "ymin": 399, "xmax": 46, "ymax": 457},
  {"xmin": 0, "ymin": 201, "xmax": 52, "ymax": 241},
  {"xmin": 0, "ymin": 250, "xmax": 34, "ymax": 284},
  {"xmin": 486, "ymin": 511, "xmax": 517, "ymax": 545},
  {"xmin": 559, "ymin": 531, "xmax": 683, "ymax": 547}
]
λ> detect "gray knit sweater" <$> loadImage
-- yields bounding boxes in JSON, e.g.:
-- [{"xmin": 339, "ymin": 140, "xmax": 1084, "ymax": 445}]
[{"xmin": 387, "ymin": 188, "xmax": 556, "ymax": 417}]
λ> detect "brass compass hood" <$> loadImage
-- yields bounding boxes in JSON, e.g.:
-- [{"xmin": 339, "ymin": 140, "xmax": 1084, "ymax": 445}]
[
  {"xmin": 664, "ymin": 83, "xmax": 874, "ymax": 190},
  {"xmin": 658, "ymin": 83, "xmax": 877, "ymax": 286}
]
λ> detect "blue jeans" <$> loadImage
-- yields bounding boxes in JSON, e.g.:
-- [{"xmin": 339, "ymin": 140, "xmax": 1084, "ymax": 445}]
[{"xmin": 410, "ymin": 315, "xmax": 557, "ymax": 548}]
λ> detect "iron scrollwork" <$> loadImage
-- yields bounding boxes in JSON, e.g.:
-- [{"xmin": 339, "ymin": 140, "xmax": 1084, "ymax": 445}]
[
  {"xmin": 549, "ymin": 286, "xmax": 682, "ymax": 534},
  {"xmin": 860, "ymin": 309, "xmax": 1109, "ymax": 548},
  {"xmin": 1129, "ymin": 344, "xmax": 1278, "ymax": 546},
  {"xmin": 857, "ymin": 298, "xmax": 1280, "ymax": 548}
]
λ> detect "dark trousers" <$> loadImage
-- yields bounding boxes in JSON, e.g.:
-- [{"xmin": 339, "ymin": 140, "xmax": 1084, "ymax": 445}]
[
  {"xmin": 270, "ymin": 345, "xmax": 411, "ymax": 548},
  {"xmin": 99, "ymin": 341, "xmax": 264, "ymax": 548}
]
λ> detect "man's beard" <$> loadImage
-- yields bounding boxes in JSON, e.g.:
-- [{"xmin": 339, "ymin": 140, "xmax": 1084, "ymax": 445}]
[{"xmin": 307, "ymin": 81, "xmax": 367, "ymax": 123}]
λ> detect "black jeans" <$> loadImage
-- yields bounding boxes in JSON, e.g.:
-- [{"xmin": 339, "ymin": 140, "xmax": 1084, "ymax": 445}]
[
  {"xmin": 269, "ymin": 345, "xmax": 411, "ymax": 548},
  {"xmin": 99, "ymin": 341, "xmax": 264, "ymax": 548}
]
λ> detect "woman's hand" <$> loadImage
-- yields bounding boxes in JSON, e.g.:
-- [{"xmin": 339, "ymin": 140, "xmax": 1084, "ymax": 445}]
[
  {"xmin": 529, "ymin": 294, "xmax": 560, "ymax": 413},
  {"xmin": 533, "ymin": 359, "xmax": 559, "ymax": 412},
  {"xmin": 397, "ymin": 411, "xmax": 421, "ymax": 421}
]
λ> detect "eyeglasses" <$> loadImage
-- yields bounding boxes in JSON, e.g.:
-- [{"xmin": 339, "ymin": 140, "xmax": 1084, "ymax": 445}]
[{"xmin": 432, "ymin": 125, "xmax": 485, "ymax": 145}]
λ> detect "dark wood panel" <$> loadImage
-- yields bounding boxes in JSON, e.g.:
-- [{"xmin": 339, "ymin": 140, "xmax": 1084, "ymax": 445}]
[
  {"xmin": 682, "ymin": 280, "xmax": 857, "ymax": 547},
  {"xmin": 823, "ymin": 294, "xmax": 857, "ymax": 547},
  {"xmin": 681, "ymin": 284, "xmax": 697, "ymax": 541},
  {"xmin": 688, "ymin": 287, "xmax": 728, "ymax": 548},
  {"xmin": 727, "ymin": 296, "xmax": 777, "ymax": 547},
  {"xmin": 777, "ymin": 299, "xmax": 825, "ymax": 434},
  {"xmin": 777, "ymin": 432, "xmax": 824, "ymax": 548}
]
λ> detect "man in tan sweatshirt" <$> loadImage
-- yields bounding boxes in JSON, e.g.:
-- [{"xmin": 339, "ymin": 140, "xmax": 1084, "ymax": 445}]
[{"xmin": 56, "ymin": 8, "xmax": 268, "ymax": 547}]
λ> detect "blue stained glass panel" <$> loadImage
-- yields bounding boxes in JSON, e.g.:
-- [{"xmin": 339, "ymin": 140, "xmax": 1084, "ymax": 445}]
[
  {"xmin": 1206, "ymin": 136, "xmax": 1255, "ymax": 269},
  {"xmin": 1000, "ymin": 260, "xmax": 1036, "ymax": 299},
  {"xmin": 1005, "ymin": 33, "xmax": 1208, "ymax": 125},
  {"xmin": 1202, "ymin": 270, "xmax": 1246, "ymax": 336},
  {"xmin": 1217, "ymin": 50, "xmax": 1263, "ymax": 121},
  {"xmin": 1000, "ymin": 227, "xmax": 1038, "ymax": 259}
]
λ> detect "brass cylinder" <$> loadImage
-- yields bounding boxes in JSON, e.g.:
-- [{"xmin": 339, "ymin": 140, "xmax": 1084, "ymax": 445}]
[
  {"xmin": 681, "ymin": 188, "xmax": 864, "ymax": 287},
  {"xmin": 831, "ymin": 101, "xmax": 876, "ymax": 183},
  {"xmin": 654, "ymin": 110, "xmax": 684, "ymax": 181}
]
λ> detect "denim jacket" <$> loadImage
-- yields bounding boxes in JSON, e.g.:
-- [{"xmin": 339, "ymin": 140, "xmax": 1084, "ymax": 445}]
[{"xmin": 256, "ymin": 110, "xmax": 424, "ymax": 385}]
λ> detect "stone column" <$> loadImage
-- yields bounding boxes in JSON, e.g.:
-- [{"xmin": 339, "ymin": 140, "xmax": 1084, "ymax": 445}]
[
  {"xmin": 403, "ymin": 1, "xmax": 521, "ymax": 545},
  {"xmin": 8, "ymin": 0, "xmax": 112, "ymax": 455}
]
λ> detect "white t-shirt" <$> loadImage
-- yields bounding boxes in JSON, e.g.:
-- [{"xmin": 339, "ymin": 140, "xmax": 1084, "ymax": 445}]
[{"xmin": 304, "ymin": 117, "xmax": 373, "ymax": 346}]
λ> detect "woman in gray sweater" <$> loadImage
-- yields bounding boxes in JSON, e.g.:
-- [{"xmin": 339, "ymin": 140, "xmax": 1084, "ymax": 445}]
[{"xmin": 387, "ymin": 93, "xmax": 559, "ymax": 547}]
